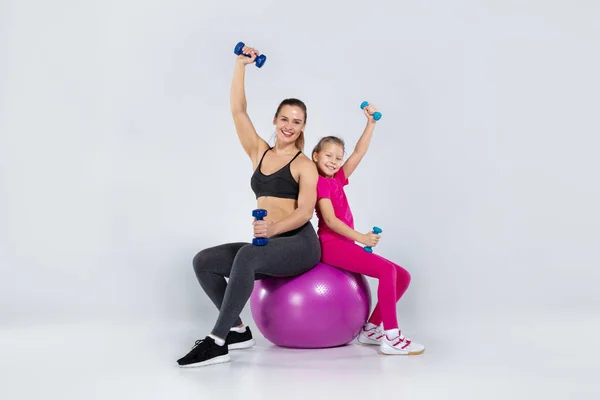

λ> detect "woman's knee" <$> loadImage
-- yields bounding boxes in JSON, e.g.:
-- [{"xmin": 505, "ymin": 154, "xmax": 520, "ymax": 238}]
[{"xmin": 192, "ymin": 248, "xmax": 215, "ymax": 275}]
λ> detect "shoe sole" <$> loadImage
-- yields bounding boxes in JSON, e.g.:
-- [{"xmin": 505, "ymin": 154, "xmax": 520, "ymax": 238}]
[
  {"xmin": 379, "ymin": 345, "xmax": 425, "ymax": 356},
  {"xmin": 228, "ymin": 338, "xmax": 255, "ymax": 350},
  {"xmin": 357, "ymin": 336, "xmax": 380, "ymax": 346},
  {"xmin": 178, "ymin": 354, "xmax": 231, "ymax": 367}
]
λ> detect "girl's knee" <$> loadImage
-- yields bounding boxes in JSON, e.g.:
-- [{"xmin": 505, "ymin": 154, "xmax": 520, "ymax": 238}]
[{"xmin": 397, "ymin": 266, "xmax": 412, "ymax": 286}]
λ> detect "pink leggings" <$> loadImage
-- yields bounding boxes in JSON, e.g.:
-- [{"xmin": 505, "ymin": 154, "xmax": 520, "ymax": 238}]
[{"xmin": 320, "ymin": 239, "xmax": 411, "ymax": 330}]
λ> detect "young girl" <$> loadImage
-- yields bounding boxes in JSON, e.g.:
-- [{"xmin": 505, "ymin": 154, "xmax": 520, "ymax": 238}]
[{"xmin": 312, "ymin": 104, "xmax": 425, "ymax": 355}]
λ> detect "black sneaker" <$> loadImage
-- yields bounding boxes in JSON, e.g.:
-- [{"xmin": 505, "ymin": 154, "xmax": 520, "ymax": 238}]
[
  {"xmin": 226, "ymin": 327, "xmax": 256, "ymax": 350},
  {"xmin": 177, "ymin": 336, "xmax": 230, "ymax": 368}
]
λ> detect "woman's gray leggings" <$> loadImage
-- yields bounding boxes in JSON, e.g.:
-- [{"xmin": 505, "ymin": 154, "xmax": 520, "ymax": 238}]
[{"xmin": 192, "ymin": 222, "xmax": 321, "ymax": 339}]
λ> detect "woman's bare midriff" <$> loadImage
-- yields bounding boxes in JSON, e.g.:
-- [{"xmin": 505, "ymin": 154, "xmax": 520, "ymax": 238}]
[{"xmin": 257, "ymin": 196, "xmax": 298, "ymax": 224}]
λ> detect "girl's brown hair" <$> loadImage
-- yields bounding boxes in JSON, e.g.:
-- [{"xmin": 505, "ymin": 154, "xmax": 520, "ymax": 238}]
[{"xmin": 311, "ymin": 136, "xmax": 345, "ymax": 156}]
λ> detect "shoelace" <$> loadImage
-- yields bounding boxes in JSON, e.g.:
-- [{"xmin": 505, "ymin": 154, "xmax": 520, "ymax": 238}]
[
  {"xmin": 191, "ymin": 339, "xmax": 205, "ymax": 349},
  {"xmin": 392, "ymin": 335, "xmax": 412, "ymax": 347},
  {"xmin": 384, "ymin": 331, "xmax": 412, "ymax": 346}
]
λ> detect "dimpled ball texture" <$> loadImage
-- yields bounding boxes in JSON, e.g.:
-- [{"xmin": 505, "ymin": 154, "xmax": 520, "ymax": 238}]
[{"xmin": 250, "ymin": 262, "xmax": 372, "ymax": 348}]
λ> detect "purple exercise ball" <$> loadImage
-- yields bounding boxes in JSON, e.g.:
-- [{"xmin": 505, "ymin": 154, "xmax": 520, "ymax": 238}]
[{"xmin": 250, "ymin": 262, "xmax": 372, "ymax": 349}]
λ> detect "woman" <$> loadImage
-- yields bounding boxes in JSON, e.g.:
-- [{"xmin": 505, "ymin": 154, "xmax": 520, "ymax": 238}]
[{"xmin": 177, "ymin": 44, "xmax": 321, "ymax": 367}]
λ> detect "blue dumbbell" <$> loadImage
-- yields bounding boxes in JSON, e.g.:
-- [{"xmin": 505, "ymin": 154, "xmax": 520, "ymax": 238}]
[
  {"xmin": 252, "ymin": 209, "xmax": 268, "ymax": 245},
  {"xmin": 364, "ymin": 226, "xmax": 382, "ymax": 253},
  {"xmin": 234, "ymin": 42, "xmax": 267, "ymax": 68},
  {"xmin": 360, "ymin": 101, "xmax": 382, "ymax": 121}
]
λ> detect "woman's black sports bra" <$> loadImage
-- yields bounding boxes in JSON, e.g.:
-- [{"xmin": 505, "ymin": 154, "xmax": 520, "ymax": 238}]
[{"xmin": 250, "ymin": 148, "xmax": 301, "ymax": 199}]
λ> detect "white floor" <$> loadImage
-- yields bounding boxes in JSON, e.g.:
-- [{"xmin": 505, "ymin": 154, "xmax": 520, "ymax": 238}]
[{"xmin": 1, "ymin": 311, "xmax": 598, "ymax": 400}]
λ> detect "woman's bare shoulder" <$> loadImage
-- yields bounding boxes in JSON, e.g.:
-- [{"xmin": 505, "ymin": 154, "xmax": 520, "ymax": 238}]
[{"xmin": 295, "ymin": 154, "xmax": 318, "ymax": 175}]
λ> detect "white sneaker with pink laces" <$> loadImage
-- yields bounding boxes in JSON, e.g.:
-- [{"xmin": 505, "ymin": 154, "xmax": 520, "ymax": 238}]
[
  {"xmin": 380, "ymin": 330, "xmax": 425, "ymax": 355},
  {"xmin": 357, "ymin": 323, "xmax": 384, "ymax": 345}
]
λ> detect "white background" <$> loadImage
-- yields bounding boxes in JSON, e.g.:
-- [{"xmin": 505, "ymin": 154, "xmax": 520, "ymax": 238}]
[{"xmin": 1, "ymin": 1, "xmax": 599, "ymax": 397}]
